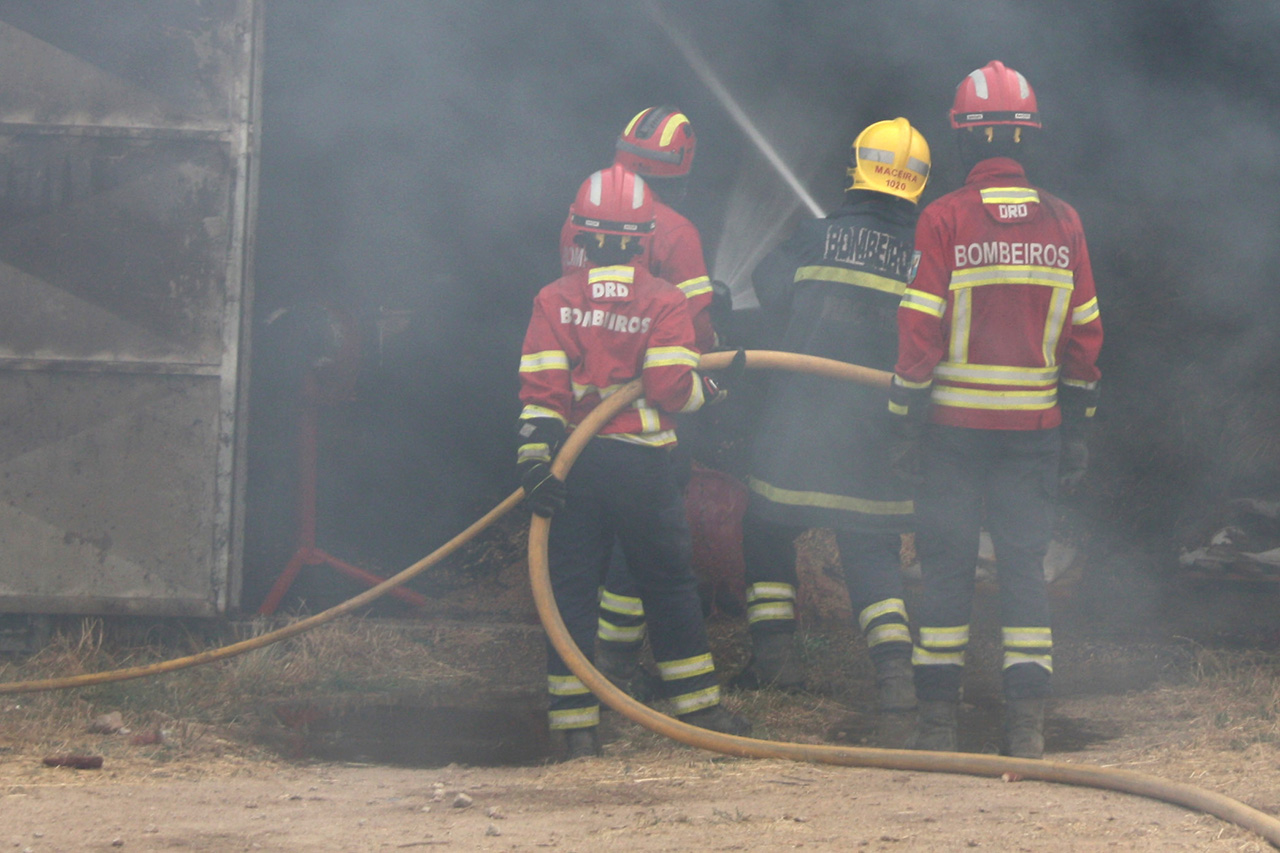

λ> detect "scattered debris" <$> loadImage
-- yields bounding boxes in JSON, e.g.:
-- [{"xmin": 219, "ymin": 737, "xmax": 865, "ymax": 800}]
[
  {"xmin": 42, "ymin": 754, "xmax": 103, "ymax": 769},
  {"xmin": 452, "ymin": 792, "xmax": 473, "ymax": 809},
  {"xmin": 87, "ymin": 712, "xmax": 126, "ymax": 734}
]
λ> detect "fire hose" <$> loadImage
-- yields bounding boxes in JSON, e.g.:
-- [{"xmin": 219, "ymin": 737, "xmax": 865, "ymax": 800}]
[{"xmin": 1, "ymin": 349, "xmax": 1277, "ymax": 846}]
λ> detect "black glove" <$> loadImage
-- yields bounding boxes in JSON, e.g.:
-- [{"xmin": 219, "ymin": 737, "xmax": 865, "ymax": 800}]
[
  {"xmin": 887, "ymin": 417, "xmax": 925, "ymax": 487},
  {"xmin": 1059, "ymin": 437, "xmax": 1088, "ymax": 492},
  {"xmin": 709, "ymin": 279, "xmax": 733, "ymax": 339},
  {"xmin": 700, "ymin": 348, "xmax": 747, "ymax": 405},
  {"xmin": 520, "ymin": 461, "xmax": 567, "ymax": 517}
]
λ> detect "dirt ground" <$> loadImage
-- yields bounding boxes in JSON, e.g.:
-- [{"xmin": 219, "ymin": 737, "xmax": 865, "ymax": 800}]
[{"xmin": 4, "ymin": 531, "xmax": 1280, "ymax": 852}]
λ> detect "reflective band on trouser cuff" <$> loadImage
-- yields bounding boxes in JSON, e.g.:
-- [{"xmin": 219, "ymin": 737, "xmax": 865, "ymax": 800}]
[
  {"xmin": 656, "ymin": 653, "xmax": 715, "ymax": 682},
  {"xmin": 899, "ymin": 288, "xmax": 945, "ymax": 318},
  {"xmin": 600, "ymin": 590, "xmax": 645, "ymax": 617},
  {"xmin": 548, "ymin": 674, "xmax": 591, "ymax": 697},
  {"xmin": 858, "ymin": 598, "xmax": 908, "ymax": 632},
  {"xmin": 548, "ymin": 706, "xmax": 600, "ymax": 731},
  {"xmin": 669, "ymin": 685, "xmax": 721, "ymax": 715},
  {"xmin": 519, "ymin": 404, "xmax": 565, "ymax": 424},
  {"xmin": 517, "ymin": 443, "xmax": 550, "ymax": 465},
  {"xmin": 597, "ymin": 617, "xmax": 646, "ymax": 643},
  {"xmin": 748, "ymin": 601, "xmax": 795, "ymax": 624},
  {"xmin": 913, "ymin": 625, "xmax": 969, "ymax": 667},
  {"xmin": 866, "ymin": 622, "xmax": 912, "ymax": 648},
  {"xmin": 747, "ymin": 582, "xmax": 796, "ymax": 602},
  {"xmin": 1002, "ymin": 626, "xmax": 1053, "ymax": 673},
  {"xmin": 748, "ymin": 478, "xmax": 913, "ymax": 517}
]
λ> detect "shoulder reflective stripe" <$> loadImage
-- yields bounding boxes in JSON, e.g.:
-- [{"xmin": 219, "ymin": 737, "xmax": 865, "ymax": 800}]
[
  {"xmin": 794, "ymin": 264, "xmax": 907, "ymax": 296},
  {"xmin": 1041, "ymin": 287, "xmax": 1071, "ymax": 366},
  {"xmin": 949, "ymin": 265, "xmax": 1075, "ymax": 289},
  {"xmin": 747, "ymin": 582, "xmax": 796, "ymax": 602},
  {"xmin": 519, "ymin": 405, "xmax": 566, "ymax": 424},
  {"xmin": 949, "ymin": 289, "xmax": 972, "ymax": 363},
  {"xmin": 749, "ymin": 477, "xmax": 914, "ymax": 516},
  {"xmin": 676, "ymin": 275, "xmax": 712, "ymax": 298},
  {"xmin": 858, "ymin": 598, "xmax": 908, "ymax": 631},
  {"xmin": 1072, "ymin": 296, "xmax": 1100, "ymax": 325},
  {"xmin": 918, "ymin": 625, "xmax": 969, "ymax": 648},
  {"xmin": 979, "ymin": 186, "xmax": 1040, "ymax": 205},
  {"xmin": 520, "ymin": 350, "xmax": 570, "ymax": 372},
  {"xmin": 934, "ymin": 362, "xmax": 1060, "ymax": 386},
  {"xmin": 932, "ymin": 386, "xmax": 1057, "ymax": 410},
  {"xmin": 900, "ymin": 288, "xmax": 946, "ymax": 317},
  {"xmin": 656, "ymin": 653, "xmax": 715, "ymax": 681},
  {"xmin": 643, "ymin": 345, "xmax": 700, "ymax": 369},
  {"xmin": 588, "ymin": 265, "xmax": 636, "ymax": 285}
]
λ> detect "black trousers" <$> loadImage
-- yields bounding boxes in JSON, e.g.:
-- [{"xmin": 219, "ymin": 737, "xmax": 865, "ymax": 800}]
[
  {"xmin": 912, "ymin": 425, "xmax": 1060, "ymax": 702},
  {"xmin": 546, "ymin": 439, "xmax": 717, "ymax": 728}
]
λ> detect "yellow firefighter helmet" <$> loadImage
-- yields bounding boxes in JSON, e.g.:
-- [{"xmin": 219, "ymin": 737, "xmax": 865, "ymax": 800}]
[{"xmin": 846, "ymin": 117, "xmax": 931, "ymax": 204}]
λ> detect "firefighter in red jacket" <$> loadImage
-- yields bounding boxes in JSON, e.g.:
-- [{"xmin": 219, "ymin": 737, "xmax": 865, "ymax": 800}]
[
  {"xmin": 559, "ymin": 106, "xmax": 720, "ymax": 698},
  {"xmin": 890, "ymin": 61, "xmax": 1103, "ymax": 758},
  {"xmin": 519, "ymin": 164, "xmax": 749, "ymax": 759}
]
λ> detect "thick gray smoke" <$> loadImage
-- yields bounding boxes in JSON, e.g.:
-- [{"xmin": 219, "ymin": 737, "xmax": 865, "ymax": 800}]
[{"xmin": 249, "ymin": 0, "xmax": 1280, "ymax": 596}]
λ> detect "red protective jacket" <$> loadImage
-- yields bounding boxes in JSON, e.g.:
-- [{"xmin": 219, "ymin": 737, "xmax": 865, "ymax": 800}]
[
  {"xmin": 560, "ymin": 200, "xmax": 715, "ymax": 353},
  {"xmin": 519, "ymin": 264, "xmax": 708, "ymax": 448},
  {"xmin": 895, "ymin": 158, "xmax": 1103, "ymax": 430}
]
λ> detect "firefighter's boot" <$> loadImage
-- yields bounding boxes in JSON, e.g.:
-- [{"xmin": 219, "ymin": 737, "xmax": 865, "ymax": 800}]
[
  {"xmin": 557, "ymin": 726, "xmax": 602, "ymax": 761},
  {"xmin": 874, "ymin": 655, "xmax": 917, "ymax": 713},
  {"xmin": 1002, "ymin": 698, "xmax": 1046, "ymax": 759},
  {"xmin": 678, "ymin": 703, "xmax": 752, "ymax": 737},
  {"xmin": 732, "ymin": 631, "xmax": 805, "ymax": 692},
  {"xmin": 908, "ymin": 700, "xmax": 958, "ymax": 752},
  {"xmin": 595, "ymin": 641, "xmax": 656, "ymax": 702}
]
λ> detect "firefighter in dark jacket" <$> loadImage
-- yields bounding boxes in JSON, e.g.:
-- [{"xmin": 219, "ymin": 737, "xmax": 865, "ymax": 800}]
[
  {"xmin": 518, "ymin": 164, "xmax": 750, "ymax": 760},
  {"xmin": 735, "ymin": 118, "xmax": 930, "ymax": 720},
  {"xmin": 890, "ymin": 61, "xmax": 1103, "ymax": 758}
]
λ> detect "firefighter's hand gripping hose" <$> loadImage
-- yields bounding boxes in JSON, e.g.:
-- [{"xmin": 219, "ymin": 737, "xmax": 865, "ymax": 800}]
[{"xmin": 0, "ymin": 350, "xmax": 1277, "ymax": 846}]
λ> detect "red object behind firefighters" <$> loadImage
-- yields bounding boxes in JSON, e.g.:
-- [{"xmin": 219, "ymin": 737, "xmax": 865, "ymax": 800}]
[
  {"xmin": 258, "ymin": 306, "xmax": 426, "ymax": 615},
  {"xmin": 685, "ymin": 462, "xmax": 747, "ymax": 615}
]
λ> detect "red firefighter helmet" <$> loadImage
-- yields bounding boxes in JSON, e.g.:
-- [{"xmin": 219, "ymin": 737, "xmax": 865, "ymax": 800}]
[
  {"xmin": 950, "ymin": 60, "xmax": 1041, "ymax": 130},
  {"xmin": 569, "ymin": 163, "xmax": 656, "ymax": 241},
  {"xmin": 614, "ymin": 106, "xmax": 696, "ymax": 178}
]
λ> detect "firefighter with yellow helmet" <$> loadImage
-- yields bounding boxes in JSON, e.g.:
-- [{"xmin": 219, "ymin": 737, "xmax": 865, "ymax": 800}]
[
  {"xmin": 735, "ymin": 118, "xmax": 929, "ymax": 731},
  {"xmin": 890, "ymin": 61, "xmax": 1103, "ymax": 758}
]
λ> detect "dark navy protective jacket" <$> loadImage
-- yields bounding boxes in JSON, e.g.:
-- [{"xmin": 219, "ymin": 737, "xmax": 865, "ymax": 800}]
[{"xmin": 746, "ymin": 191, "xmax": 918, "ymax": 532}]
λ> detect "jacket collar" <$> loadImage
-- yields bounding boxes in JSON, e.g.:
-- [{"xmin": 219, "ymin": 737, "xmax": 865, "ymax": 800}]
[{"xmin": 965, "ymin": 157, "xmax": 1028, "ymax": 186}]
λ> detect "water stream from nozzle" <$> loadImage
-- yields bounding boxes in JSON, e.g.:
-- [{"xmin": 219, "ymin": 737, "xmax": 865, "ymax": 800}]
[
  {"xmin": 645, "ymin": 2, "xmax": 828, "ymax": 306},
  {"xmin": 645, "ymin": 2, "xmax": 825, "ymax": 222}
]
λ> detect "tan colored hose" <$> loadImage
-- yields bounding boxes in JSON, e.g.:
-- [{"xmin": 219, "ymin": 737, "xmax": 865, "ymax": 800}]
[{"xmin": 528, "ymin": 349, "xmax": 1280, "ymax": 848}]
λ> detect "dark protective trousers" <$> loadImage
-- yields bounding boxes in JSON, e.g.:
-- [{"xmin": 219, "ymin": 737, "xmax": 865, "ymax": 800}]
[
  {"xmin": 742, "ymin": 516, "xmax": 909, "ymax": 663},
  {"xmin": 547, "ymin": 439, "xmax": 717, "ymax": 728},
  {"xmin": 912, "ymin": 425, "xmax": 1060, "ymax": 702}
]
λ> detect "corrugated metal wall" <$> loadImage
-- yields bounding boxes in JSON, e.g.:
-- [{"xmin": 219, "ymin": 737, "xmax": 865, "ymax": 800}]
[{"xmin": 0, "ymin": 0, "xmax": 261, "ymax": 615}]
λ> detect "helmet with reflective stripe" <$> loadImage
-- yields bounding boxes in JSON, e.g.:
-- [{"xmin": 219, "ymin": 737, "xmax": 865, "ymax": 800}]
[
  {"xmin": 950, "ymin": 60, "xmax": 1041, "ymax": 129},
  {"xmin": 846, "ymin": 117, "xmax": 931, "ymax": 204},
  {"xmin": 569, "ymin": 164, "xmax": 656, "ymax": 239},
  {"xmin": 614, "ymin": 106, "xmax": 696, "ymax": 178}
]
